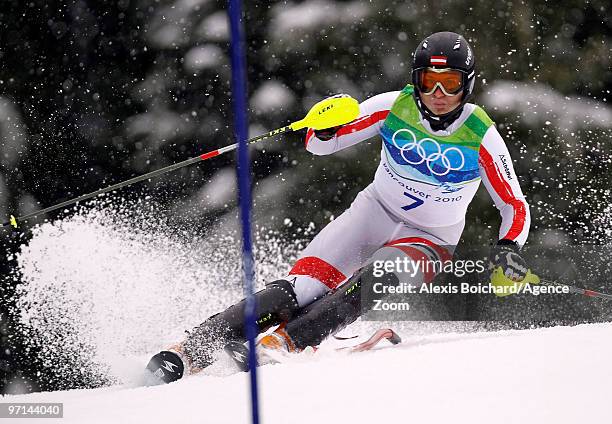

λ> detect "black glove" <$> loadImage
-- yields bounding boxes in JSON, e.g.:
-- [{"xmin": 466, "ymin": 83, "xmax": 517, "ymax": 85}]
[
  {"xmin": 314, "ymin": 125, "xmax": 343, "ymax": 141},
  {"xmin": 489, "ymin": 239, "xmax": 528, "ymax": 282}
]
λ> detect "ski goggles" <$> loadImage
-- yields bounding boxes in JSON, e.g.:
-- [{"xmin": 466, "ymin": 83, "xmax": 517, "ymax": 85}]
[{"xmin": 417, "ymin": 68, "xmax": 464, "ymax": 96}]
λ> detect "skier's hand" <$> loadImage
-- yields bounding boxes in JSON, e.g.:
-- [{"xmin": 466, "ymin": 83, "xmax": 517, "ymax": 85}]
[
  {"xmin": 314, "ymin": 125, "xmax": 343, "ymax": 141},
  {"xmin": 312, "ymin": 93, "xmax": 355, "ymax": 140},
  {"xmin": 488, "ymin": 240, "xmax": 537, "ymax": 297},
  {"xmin": 489, "ymin": 240, "xmax": 528, "ymax": 282}
]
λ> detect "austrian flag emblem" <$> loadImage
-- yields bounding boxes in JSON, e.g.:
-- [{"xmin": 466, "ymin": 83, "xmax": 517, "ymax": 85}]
[{"xmin": 430, "ymin": 56, "xmax": 447, "ymax": 66}]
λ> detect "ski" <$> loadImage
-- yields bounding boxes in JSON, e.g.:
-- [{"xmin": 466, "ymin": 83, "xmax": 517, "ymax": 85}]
[
  {"xmin": 225, "ymin": 328, "xmax": 402, "ymax": 372},
  {"xmin": 332, "ymin": 334, "xmax": 359, "ymax": 341},
  {"xmin": 338, "ymin": 328, "xmax": 402, "ymax": 353},
  {"xmin": 224, "ymin": 341, "xmax": 251, "ymax": 372}
]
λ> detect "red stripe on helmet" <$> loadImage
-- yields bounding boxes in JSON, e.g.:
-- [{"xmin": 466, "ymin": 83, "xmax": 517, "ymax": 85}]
[{"xmin": 430, "ymin": 56, "xmax": 447, "ymax": 65}]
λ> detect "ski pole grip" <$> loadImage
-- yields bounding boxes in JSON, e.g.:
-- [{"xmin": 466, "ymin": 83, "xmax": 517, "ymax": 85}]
[{"xmin": 293, "ymin": 95, "xmax": 360, "ymax": 131}]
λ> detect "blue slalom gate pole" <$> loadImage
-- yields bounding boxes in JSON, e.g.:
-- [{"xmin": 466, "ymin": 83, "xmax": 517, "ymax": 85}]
[{"xmin": 228, "ymin": 1, "xmax": 260, "ymax": 424}]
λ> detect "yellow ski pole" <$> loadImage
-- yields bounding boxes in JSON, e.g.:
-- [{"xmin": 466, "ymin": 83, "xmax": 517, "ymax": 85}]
[{"xmin": 3, "ymin": 94, "xmax": 360, "ymax": 229}]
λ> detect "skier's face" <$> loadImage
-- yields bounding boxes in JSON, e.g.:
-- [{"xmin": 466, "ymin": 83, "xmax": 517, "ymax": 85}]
[{"xmin": 420, "ymin": 87, "xmax": 462, "ymax": 116}]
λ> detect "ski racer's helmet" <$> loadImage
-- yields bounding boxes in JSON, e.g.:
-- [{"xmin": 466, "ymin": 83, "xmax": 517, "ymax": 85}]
[{"xmin": 411, "ymin": 31, "xmax": 476, "ymax": 129}]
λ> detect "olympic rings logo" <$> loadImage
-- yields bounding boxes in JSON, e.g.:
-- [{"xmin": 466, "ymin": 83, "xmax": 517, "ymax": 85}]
[{"xmin": 391, "ymin": 129, "xmax": 465, "ymax": 176}]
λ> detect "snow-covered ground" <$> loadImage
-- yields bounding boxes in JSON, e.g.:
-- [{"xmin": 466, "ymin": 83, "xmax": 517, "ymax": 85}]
[
  {"xmin": 5, "ymin": 208, "xmax": 612, "ymax": 423},
  {"xmin": 4, "ymin": 322, "xmax": 612, "ymax": 424}
]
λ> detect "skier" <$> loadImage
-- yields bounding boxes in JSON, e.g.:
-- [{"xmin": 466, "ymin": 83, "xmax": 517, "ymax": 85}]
[{"xmin": 145, "ymin": 31, "xmax": 530, "ymax": 383}]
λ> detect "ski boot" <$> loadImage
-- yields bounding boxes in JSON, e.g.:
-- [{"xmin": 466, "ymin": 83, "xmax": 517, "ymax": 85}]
[
  {"xmin": 144, "ymin": 279, "xmax": 299, "ymax": 384},
  {"xmin": 143, "ymin": 349, "xmax": 186, "ymax": 385},
  {"xmin": 224, "ymin": 324, "xmax": 300, "ymax": 372}
]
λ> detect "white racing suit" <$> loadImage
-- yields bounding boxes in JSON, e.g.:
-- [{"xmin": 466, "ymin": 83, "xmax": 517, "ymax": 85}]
[{"xmin": 287, "ymin": 87, "xmax": 530, "ymax": 307}]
